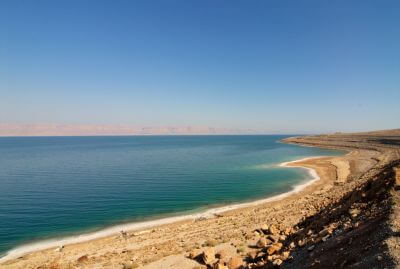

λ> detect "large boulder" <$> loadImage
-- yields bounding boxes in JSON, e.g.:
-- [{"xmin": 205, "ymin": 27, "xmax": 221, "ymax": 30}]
[
  {"xmin": 202, "ymin": 247, "xmax": 216, "ymax": 265},
  {"xmin": 227, "ymin": 256, "xmax": 243, "ymax": 269}
]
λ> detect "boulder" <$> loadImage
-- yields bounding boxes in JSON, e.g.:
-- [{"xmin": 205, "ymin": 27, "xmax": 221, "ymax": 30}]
[
  {"xmin": 269, "ymin": 225, "xmax": 280, "ymax": 235},
  {"xmin": 202, "ymin": 248, "xmax": 216, "ymax": 265},
  {"xmin": 282, "ymin": 251, "xmax": 290, "ymax": 260},
  {"xmin": 247, "ymin": 251, "xmax": 258, "ymax": 260},
  {"xmin": 267, "ymin": 235, "xmax": 280, "ymax": 243},
  {"xmin": 189, "ymin": 249, "xmax": 202, "ymax": 259},
  {"xmin": 272, "ymin": 259, "xmax": 283, "ymax": 266},
  {"xmin": 266, "ymin": 243, "xmax": 282, "ymax": 255},
  {"xmin": 216, "ymin": 249, "xmax": 229, "ymax": 261},
  {"xmin": 261, "ymin": 224, "xmax": 269, "ymax": 233},
  {"xmin": 256, "ymin": 237, "xmax": 268, "ymax": 248},
  {"xmin": 227, "ymin": 256, "xmax": 243, "ymax": 269}
]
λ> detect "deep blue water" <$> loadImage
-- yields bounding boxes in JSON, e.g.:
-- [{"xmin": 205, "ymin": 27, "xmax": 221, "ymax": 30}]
[{"xmin": 0, "ymin": 135, "xmax": 343, "ymax": 256}]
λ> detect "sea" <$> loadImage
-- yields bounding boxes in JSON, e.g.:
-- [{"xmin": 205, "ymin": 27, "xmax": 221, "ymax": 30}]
[{"xmin": 0, "ymin": 135, "xmax": 344, "ymax": 259}]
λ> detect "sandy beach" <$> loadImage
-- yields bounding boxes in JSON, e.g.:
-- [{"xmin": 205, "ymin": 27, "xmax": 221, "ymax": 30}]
[
  {"xmin": 0, "ymin": 156, "xmax": 323, "ymax": 264},
  {"xmin": 0, "ymin": 154, "xmax": 347, "ymax": 268},
  {"xmin": 1, "ymin": 130, "xmax": 400, "ymax": 269},
  {"xmin": 0, "ymin": 156, "xmax": 327, "ymax": 262}
]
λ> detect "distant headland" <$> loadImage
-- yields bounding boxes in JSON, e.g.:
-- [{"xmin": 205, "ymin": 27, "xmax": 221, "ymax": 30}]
[{"xmin": 0, "ymin": 124, "xmax": 258, "ymax": 136}]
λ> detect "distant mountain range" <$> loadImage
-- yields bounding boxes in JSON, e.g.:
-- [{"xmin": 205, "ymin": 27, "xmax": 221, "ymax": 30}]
[{"xmin": 0, "ymin": 124, "xmax": 258, "ymax": 136}]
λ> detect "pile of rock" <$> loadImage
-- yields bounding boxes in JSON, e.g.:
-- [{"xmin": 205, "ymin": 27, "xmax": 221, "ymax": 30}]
[
  {"xmin": 245, "ymin": 224, "xmax": 296, "ymax": 268},
  {"xmin": 189, "ymin": 247, "xmax": 244, "ymax": 269}
]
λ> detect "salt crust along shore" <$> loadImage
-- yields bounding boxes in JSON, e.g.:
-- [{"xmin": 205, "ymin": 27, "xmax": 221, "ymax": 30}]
[{"xmin": 0, "ymin": 156, "xmax": 326, "ymax": 264}]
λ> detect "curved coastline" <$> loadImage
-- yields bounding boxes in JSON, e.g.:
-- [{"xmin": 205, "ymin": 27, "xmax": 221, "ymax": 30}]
[{"xmin": 0, "ymin": 156, "xmax": 325, "ymax": 264}]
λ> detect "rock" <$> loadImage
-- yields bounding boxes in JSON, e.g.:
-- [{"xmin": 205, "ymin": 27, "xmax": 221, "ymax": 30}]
[
  {"xmin": 308, "ymin": 245, "xmax": 315, "ymax": 251},
  {"xmin": 349, "ymin": 208, "xmax": 360, "ymax": 218},
  {"xmin": 322, "ymin": 235, "xmax": 330, "ymax": 242},
  {"xmin": 269, "ymin": 225, "xmax": 280, "ymax": 235},
  {"xmin": 395, "ymin": 168, "xmax": 400, "ymax": 189},
  {"xmin": 77, "ymin": 255, "xmax": 88, "ymax": 263},
  {"xmin": 227, "ymin": 256, "xmax": 243, "ymax": 269},
  {"xmin": 257, "ymin": 237, "xmax": 267, "ymax": 248},
  {"xmin": 256, "ymin": 251, "xmax": 265, "ymax": 259},
  {"xmin": 214, "ymin": 263, "xmax": 228, "ymax": 269},
  {"xmin": 202, "ymin": 248, "xmax": 216, "ymax": 265},
  {"xmin": 289, "ymin": 242, "xmax": 295, "ymax": 249},
  {"xmin": 272, "ymin": 259, "xmax": 283, "ymax": 266},
  {"xmin": 298, "ymin": 239, "xmax": 305, "ymax": 247},
  {"xmin": 216, "ymin": 249, "xmax": 229, "ymax": 261},
  {"xmin": 318, "ymin": 228, "xmax": 330, "ymax": 237},
  {"xmin": 377, "ymin": 255, "xmax": 383, "ymax": 261},
  {"xmin": 261, "ymin": 224, "xmax": 269, "ymax": 233},
  {"xmin": 267, "ymin": 243, "xmax": 282, "ymax": 255},
  {"xmin": 284, "ymin": 228, "xmax": 291, "ymax": 236},
  {"xmin": 257, "ymin": 260, "xmax": 265, "ymax": 266},
  {"xmin": 266, "ymin": 246, "xmax": 276, "ymax": 255},
  {"xmin": 189, "ymin": 249, "xmax": 202, "ymax": 259},
  {"xmin": 267, "ymin": 235, "xmax": 280, "ymax": 243},
  {"xmin": 282, "ymin": 251, "xmax": 290, "ymax": 259},
  {"xmin": 247, "ymin": 251, "xmax": 258, "ymax": 260}
]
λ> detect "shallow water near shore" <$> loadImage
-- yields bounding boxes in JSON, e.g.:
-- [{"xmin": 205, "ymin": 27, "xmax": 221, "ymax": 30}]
[{"xmin": 0, "ymin": 135, "xmax": 343, "ymax": 258}]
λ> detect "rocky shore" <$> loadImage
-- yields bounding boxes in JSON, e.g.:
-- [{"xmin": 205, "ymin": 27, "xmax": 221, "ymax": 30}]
[{"xmin": 1, "ymin": 129, "xmax": 400, "ymax": 269}]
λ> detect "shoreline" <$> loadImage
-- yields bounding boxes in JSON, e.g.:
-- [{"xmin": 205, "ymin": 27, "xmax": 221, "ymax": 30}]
[
  {"xmin": 3, "ymin": 130, "xmax": 398, "ymax": 268},
  {"xmin": 0, "ymin": 155, "xmax": 327, "ymax": 264}
]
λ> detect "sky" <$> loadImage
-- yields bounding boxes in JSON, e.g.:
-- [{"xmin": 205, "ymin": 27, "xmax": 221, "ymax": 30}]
[{"xmin": 1, "ymin": 0, "xmax": 400, "ymax": 133}]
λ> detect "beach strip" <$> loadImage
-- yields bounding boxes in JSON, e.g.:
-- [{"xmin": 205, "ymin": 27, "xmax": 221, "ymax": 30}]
[{"xmin": 0, "ymin": 155, "xmax": 335, "ymax": 266}]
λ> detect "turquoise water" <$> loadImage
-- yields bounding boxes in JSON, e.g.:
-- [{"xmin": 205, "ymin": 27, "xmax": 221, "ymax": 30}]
[{"xmin": 0, "ymin": 135, "xmax": 343, "ymax": 257}]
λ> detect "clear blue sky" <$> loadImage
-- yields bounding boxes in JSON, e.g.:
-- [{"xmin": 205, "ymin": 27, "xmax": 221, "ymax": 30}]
[{"xmin": 1, "ymin": 0, "xmax": 399, "ymax": 133}]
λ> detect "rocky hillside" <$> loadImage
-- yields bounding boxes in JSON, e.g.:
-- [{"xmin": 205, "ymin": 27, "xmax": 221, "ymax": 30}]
[{"xmin": 276, "ymin": 130, "xmax": 400, "ymax": 268}]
